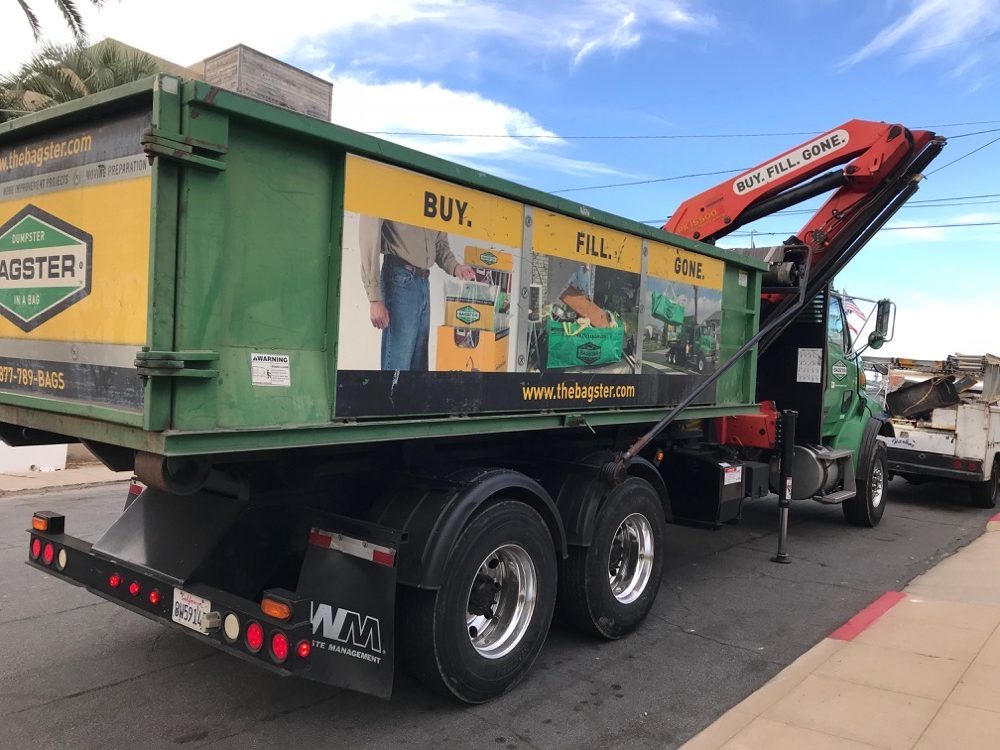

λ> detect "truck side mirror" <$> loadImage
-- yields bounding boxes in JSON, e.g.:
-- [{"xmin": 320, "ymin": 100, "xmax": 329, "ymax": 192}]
[{"xmin": 868, "ymin": 298, "xmax": 893, "ymax": 350}]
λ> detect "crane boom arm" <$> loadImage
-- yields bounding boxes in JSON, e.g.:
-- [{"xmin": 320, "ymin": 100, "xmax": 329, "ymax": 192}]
[{"xmin": 664, "ymin": 120, "xmax": 943, "ymax": 276}]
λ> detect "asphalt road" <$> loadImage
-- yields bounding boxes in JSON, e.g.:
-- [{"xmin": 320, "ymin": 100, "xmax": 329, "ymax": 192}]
[{"xmin": 1, "ymin": 478, "xmax": 993, "ymax": 750}]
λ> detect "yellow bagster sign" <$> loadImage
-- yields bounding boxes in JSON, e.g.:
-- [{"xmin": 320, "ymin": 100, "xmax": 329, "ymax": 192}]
[
  {"xmin": 344, "ymin": 156, "xmax": 524, "ymax": 248},
  {"xmin": 648, "ymin": 240, "xmax": 724, "ymax": 290}
]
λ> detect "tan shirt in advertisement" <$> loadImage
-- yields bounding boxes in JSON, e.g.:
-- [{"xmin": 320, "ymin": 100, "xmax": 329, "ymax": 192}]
[{"xmin": 359, "ymin": 217, "xmax": 460, "ymax": 303}]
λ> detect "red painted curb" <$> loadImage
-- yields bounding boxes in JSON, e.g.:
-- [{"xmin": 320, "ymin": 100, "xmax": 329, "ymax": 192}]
[
  {"xmin": 990, "ymin": 512, "xmax": 1000, "ymax": 525},
  {"xmin": 830, "ymin": 591, "xmax": 906, "ymax": 641}
]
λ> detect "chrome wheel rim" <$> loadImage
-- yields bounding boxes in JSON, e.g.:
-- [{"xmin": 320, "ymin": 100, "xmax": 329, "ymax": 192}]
[
  {"xmin": 608, "ymin": 513, "xmax": 655, "ymax": 604},
  {"xmin": 871, "ymin": 460, "xmax": 885, "ymax": 509},
  {"xmin": 466, "ymin": 544, "xmax": 537, "ymax": 660}
]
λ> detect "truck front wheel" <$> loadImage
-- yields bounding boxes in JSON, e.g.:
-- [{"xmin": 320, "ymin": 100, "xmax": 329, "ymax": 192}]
[
  {"xmin": 970, "ymin": 458, "xmax": 999, "ymax": 509},
  {"xmin": 558, "ymin": 478, "xmax": 666, "ymax": 639},
  {"xmin": 843, "ymin": 442, "xmax": 888, "ymax": 527},
  {"xmin": 397, "ymin": 500, "xmax": 557, "ymax": 703}
]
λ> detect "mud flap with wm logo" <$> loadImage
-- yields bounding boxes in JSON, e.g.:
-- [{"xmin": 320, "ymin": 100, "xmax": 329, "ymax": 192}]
[{"xmin": 296, "ymin": 515, "xmax": 402, "ymax": 698}]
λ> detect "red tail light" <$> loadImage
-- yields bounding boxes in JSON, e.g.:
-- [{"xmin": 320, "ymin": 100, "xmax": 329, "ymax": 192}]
[
  {"xmin": 42, "ymin": 542, "xmax": 55, "ymax": 566},
  {"xmin": 245, "ymin": 622, "xmax": 264, "ymax": 653},
  {"xmin": 953, "ymin": 459, "xmax": 963, "ymax": 469},
  {"xmin": 296, "ymin": 640, "xmax": 311, "ymax": 659},
  {"xmin": 270, "ymin": 631, "xmax": 289, "ymax": 663},
  {"xmin": 148, "ymin": 589, "xmax": 161, "ymax": 606},
  {"xmin": 108, "ymin": 572, "xmax": 122, "ymax": 588},
  {"xmin": 128, "ymin": 581, "xmax": 141, "ymax": 597},
  {"xmin": 30, "ymin": 537, "xmax": 41, "ymax": 560}
]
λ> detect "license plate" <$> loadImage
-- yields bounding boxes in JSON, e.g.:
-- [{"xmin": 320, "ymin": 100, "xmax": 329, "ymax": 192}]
[{"xmin": 172, "ymin": 588, "xmax": 211, "ymax": 634}]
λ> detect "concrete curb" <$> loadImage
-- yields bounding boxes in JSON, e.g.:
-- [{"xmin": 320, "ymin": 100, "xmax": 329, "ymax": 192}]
[{"xmin": 682, "ymin": 514, "xmax": 1000, "ymax": 749}]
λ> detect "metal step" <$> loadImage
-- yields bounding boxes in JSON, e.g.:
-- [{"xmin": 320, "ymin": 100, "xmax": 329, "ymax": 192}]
[
  {"xmin": 817, "ymin": 447, "xmax": 854, "ymax": 461},
  {"xmin": 814, "ymin": 489, "xmax": 856, "ymax": 505}
]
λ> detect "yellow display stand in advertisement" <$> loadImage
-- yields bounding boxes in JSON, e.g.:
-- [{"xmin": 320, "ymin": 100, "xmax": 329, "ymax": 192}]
[
  {"xmin": 464, "ymin": 246, "xmax": 514, "ymax": 273},
  {"xmin": 436, "ymin": 326, "xmax": 508, "ymax": 372}
]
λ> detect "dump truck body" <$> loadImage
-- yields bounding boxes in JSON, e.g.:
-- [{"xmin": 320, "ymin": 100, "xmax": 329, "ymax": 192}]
[{"xmin": 1, "ymin": 76, "xmax": 763, "ymax": 459}]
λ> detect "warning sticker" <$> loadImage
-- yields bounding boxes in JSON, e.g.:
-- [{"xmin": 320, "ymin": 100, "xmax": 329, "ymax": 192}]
[
  {"xmin": 722, "ymin": 464, "xmax": 743, "ymax": 485},
  {"xmin": 251, "ymin": 352, "xmax": 291, "ymax": 387}
]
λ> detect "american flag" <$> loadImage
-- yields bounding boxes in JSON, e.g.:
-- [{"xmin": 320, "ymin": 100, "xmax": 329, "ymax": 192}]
[
  {"xmin": 842, "ymin": 296, "xmax": 865, "ymax": 317},
  {"xmin": 842, "ymin": 295, "xmax": 865, "ymax": 335}
]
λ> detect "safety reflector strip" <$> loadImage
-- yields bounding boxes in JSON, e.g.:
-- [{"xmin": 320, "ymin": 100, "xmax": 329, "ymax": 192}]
[{"xmin": 308, "ymin": 528, "xmax": 396, "ymax": 567}]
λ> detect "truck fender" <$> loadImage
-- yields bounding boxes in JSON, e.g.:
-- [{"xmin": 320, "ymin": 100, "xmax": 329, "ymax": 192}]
[
  {"xmin": 857, "ymin": 416, "xmax": 893, "ymax": 485},
  {"xmin": 368, "ymin": 467, "xmax": 566, "ymax": 590},
  {"xmin": 554, "ymin": 452, "xmax": 671, "ymax": 547}
]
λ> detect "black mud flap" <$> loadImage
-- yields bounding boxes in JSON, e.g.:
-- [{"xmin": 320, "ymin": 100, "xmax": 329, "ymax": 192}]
[{"xmin": 297, "ymin": 514, "xmax": 403, "ymax": 698}]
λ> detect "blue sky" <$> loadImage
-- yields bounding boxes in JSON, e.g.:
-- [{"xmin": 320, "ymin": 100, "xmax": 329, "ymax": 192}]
[{"xmin": 3, "ymin": 0, "xmax": 998, "ymax": 356}]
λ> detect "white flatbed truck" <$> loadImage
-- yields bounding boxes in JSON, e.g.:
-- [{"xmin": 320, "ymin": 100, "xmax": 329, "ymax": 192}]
[{"xmin": 870, "ymin": 355, "xmax": 1000, "ymax": 508}]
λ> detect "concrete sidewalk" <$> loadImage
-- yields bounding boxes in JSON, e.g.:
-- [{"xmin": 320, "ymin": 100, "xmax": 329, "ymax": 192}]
[
  {"xmin": 0, "ymin": 464, "xmax": 131, "ymax": 495},
  {"xmin": 683, "ymin": 513, "xmax": 1000, "ymax": 750}
]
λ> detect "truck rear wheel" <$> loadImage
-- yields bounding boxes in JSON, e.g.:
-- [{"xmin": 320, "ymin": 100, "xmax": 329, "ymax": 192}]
[
  {"xmin": 844, "ymin": 442, "xmax": 888, "ymax": 527},
  {"xmin": 970, "ymin": 458, "xmax": 999, "ymax": 509},
  {"xmin": 558, "ymin": 478, "xmax": 665, "ymax": 639},
  {"xmin": 397, "ymin": 500, "xmax": 557, "ymax": 703}
]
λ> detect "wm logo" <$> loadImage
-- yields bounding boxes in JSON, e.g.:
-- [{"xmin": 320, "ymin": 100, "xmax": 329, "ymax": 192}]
[{"xmin": 311, "ymin": 603, "xmax": 382, "ymax": 653}]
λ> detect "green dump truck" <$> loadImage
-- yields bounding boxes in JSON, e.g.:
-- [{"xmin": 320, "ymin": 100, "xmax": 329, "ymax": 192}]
[{"xmin": 3, "ymin": 77, "xmax": 943, "ymax": 702}]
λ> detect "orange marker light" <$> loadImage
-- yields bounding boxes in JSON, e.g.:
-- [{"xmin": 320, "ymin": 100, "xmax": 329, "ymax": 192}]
[
  {"xmin": 32, "ymin": 516, "xmax": 48, "ymax": 532},
  {"xmin": 261, "ymin": 598, "xmax": 292, "ymax": 621}
]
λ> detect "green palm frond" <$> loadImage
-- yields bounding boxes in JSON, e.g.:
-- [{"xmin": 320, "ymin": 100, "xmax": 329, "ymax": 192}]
[{"xmin": 0, "ymin": 40, "xmax": 158, "ymax": 122}]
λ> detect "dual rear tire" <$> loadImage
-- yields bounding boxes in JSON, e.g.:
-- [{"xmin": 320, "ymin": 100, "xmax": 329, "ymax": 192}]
[
  {"xmin": 397, "ymin": 478, "xmax": 666, "ymax": 702},
  {"xmin": 558, "ymin": 478, "xmax": 666, "ymax": 638}
]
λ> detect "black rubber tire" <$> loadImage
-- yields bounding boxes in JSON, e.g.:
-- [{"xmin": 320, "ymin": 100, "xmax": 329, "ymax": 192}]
[
  {"xmin": 844, "ymin": 442, "xmax": 888, "ymax": 527},
  {"xmin": 557, "ymin": 477, "xmax": 666, "ymax": 639},
  {"xmin": 396, "ymin": 500, "xmax": 557, "ymax": 704},
  {"xmin": 696, "ymin": 353, "xmax": 706, "ymax": 373},
  {"xmin": 970, "ymin": 458, "xmax": 999, "ymax": 509}
]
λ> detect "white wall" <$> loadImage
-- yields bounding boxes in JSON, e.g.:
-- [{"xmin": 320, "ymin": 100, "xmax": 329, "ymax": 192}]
[{"xmin": 0, "ymin": 442, "xmax": 68, "ymax": 473}]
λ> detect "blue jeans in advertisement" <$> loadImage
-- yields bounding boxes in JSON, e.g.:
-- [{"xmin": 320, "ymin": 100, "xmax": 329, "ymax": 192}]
[{"xmin": 380, "ymin": 261, "xmax": 430, "ymax": 371}]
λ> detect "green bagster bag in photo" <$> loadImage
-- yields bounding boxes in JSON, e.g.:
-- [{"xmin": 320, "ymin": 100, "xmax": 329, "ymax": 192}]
[
  {"xmin": 651, "ymin": 292, "xmax": 685, "ymax": 326},
  {"xmin": 545, "ymin": 314, "xmax": 624, "ymax": 369}
]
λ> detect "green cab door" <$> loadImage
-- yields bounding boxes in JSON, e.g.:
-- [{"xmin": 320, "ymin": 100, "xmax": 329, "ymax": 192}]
[{"xmin": 822, "ymin": 294, "xmax": 860, "ymax": 439}]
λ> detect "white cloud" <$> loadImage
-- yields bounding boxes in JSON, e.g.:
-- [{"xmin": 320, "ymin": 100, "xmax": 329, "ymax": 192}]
[
  {"xmin": 883, "ymin": 219, "xmax": 947, "ymax": 242},
  {"xmin": 879, "ymin": 292, "xmax": 1000, "ymax": 359},
  {"xmin": 1, "ymin": 2, "xmax": 651, "ymax": 176},
  {"xmin": 327, "ymin": 74, "xmax": 633, "ymax": 179},
  {"xmin": 880, "ymin": 211, "xmax": 1000, "ymax": 243},
  {"xmin": 839, "ymin": 0, "xmax": 1000, "ymax": 74},
  {"xmin": 1, "ymin": 0, "xmax": 713, "ymax": 74}
]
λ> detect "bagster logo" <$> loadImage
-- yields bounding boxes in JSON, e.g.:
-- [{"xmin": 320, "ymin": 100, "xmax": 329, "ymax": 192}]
[
  {"xmin": 479, "ymin": 251, "xmax": 497, "ymax": 266},
  {"xmin": 455, "ymin": 304, "xmax": 481, "ymax": 325},
  {"xmin": 311, "ymin": 603, "xmax": 384, "ymax": 662},
  {"xmin": 0, "ymin": 204, "xmax": 92, "ymax": 332},
  {"xmin": 577, "ymin": 341, "xmax": 601, "ymax": 365}
]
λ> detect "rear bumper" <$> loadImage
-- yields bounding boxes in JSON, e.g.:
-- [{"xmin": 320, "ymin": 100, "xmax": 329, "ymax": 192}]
[
  {"xmin": 886, "ymin": 447, "xmax": 984, "ymax": 482},
  {"xmin": 26, "ymin": 529, "xmax": 314, "ymax": 676}
]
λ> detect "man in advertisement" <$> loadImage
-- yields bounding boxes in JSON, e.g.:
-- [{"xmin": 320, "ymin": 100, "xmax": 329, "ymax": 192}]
[{"xmin": 359, "ymin": 217, "xmax": 475, "ymax": 370}]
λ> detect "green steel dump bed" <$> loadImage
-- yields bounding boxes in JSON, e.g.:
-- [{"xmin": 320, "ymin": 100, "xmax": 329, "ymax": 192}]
[{"xmin": 0, "ymin": 75, "xmax": 766, "ymax": 457}]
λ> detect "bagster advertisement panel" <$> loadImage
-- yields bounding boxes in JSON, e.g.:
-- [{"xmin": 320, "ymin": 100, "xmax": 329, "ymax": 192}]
[
  {"xmin": 335, "ymin": 155, "xmax": 727, "ymax": 418},
  {"xmin": 0, "ymin": 110, "xmax": 152, "ymax": 411}
]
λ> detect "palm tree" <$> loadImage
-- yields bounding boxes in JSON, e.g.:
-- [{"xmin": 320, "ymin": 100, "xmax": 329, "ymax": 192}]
[
  {"xmin": 16, "ymin": 0, "xmax": 105, "ymax": 42},
  {"xmin": 1, "ymin": 41, "xmax": 158, "ymax": 121}
]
